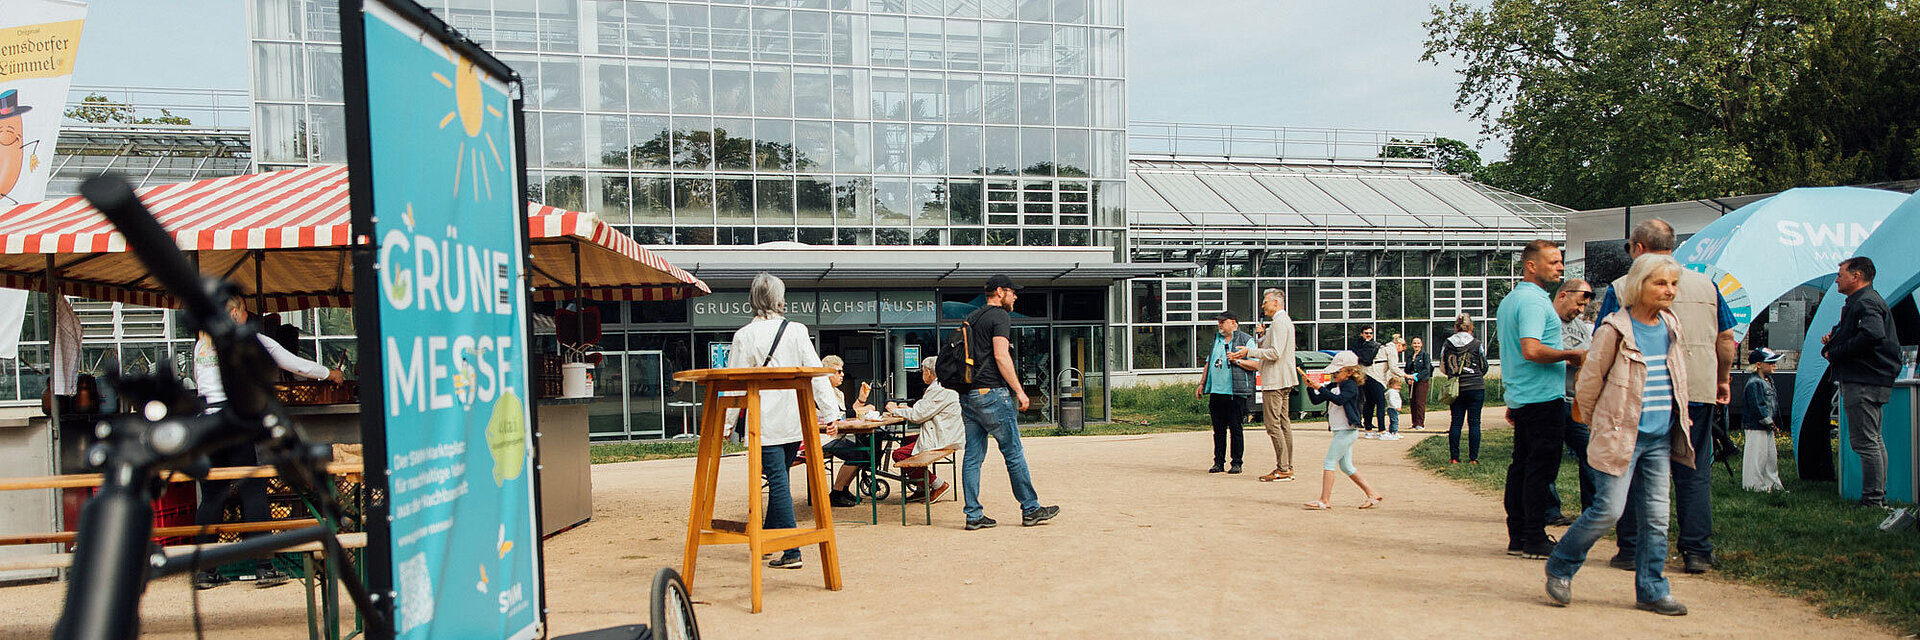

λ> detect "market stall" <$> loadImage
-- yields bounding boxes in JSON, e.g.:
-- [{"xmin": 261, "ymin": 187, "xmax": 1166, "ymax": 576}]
[{"xmin": 0, "ymin": 165, "xmax": 708, "ymax": 556}]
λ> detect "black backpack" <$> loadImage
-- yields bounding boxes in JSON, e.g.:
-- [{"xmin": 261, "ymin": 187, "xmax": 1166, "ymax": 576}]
[{"xmin": 937, "ymin": 307, "xmax": 986, "ymax": 390}]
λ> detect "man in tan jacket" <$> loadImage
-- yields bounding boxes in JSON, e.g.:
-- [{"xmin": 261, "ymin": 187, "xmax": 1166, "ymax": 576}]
[{"xmin": 1237, "ymin": 288, "xmax": 1299, "ymax": 481}]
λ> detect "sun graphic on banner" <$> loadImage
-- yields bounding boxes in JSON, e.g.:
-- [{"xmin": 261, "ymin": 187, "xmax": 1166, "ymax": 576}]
[{"xmin": 433, "ymin": 53, "xmax": 506, "ymax": 201}]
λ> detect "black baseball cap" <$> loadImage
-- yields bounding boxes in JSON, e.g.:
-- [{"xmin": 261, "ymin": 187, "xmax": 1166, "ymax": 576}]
[
  {"xmin": 1213, "ymin": 311, "xmax": 1238, "ymax": 322},
  {"xmin": 1749, "ymin": 347, "xmax": 1783, "ymax": 365},
  {"xmin": 985, "ymin": 274, "xmax": 1024, "ymax": 291}
]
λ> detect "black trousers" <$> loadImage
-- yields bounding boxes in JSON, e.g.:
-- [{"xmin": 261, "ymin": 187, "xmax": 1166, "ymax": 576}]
[
  {"xmin": 194, "ymin": 443, "xmax": 274, "ymax": 570},
  {"xmin": 1209, "ymin": 393, "xmax": 1247, "ymax": 465},
  {"xmin": 1360, "ymin": 378, "xmax": 1387, "ymax": 430},
  {"xmin": 1504, "ymin": 399, "xmax": 1566, "ymax": 547}
]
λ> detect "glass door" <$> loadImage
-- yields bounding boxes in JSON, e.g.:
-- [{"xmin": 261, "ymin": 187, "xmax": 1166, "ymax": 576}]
[
  {"xmin": 1055, "ymin": 324, "xmax": 1107, "ymax": 421},
  {"xmin": 587, "ymin": 350, "xmax": 668, "ymax": 441},
  {"xmin": 628, "ymin": 351, "xmax": 668, "ymax": 439},
  {"xmin": 1013, "ymin": 326, "xmax": 1053, "ymax": 423},
  {"xmin": 587, "ymin": 353, "xmax": 629, "ymax": 440}
]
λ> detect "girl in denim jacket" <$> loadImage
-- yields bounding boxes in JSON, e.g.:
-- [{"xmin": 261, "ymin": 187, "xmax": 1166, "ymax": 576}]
[{"xmin": 1301, "ymin": 352, "xmax": 1384, "ymax": 510}]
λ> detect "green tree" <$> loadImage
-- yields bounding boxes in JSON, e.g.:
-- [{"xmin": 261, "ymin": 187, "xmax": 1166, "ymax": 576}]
[
  {"xmin": 1424, "ymin": 0, "xmax": 1920, "ymax": 210},
  {"xmin": 1382, "ymin": 136, "xmax": 1484, "ymax": 176}
]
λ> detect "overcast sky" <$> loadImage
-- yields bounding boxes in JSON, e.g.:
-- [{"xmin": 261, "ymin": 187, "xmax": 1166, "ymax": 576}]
[{"xmin": 65, "ymin": 0, "xmax": 1500, "ymax": 158}]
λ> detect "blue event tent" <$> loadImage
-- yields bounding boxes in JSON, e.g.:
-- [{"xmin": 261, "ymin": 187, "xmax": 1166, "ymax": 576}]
[
  {"xmin": 1790, "ymin": 190, "xmax": 1920, "ymax": 480},
  {"xmin": 1674, "ymin": 187, "xmax": 1908, "ymax": 341}
]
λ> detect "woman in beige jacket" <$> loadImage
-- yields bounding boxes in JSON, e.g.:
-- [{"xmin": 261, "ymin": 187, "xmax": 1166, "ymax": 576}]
[{"xmin": 1543, "ymin": 254, "xmax": 1696, "ymax": 616}]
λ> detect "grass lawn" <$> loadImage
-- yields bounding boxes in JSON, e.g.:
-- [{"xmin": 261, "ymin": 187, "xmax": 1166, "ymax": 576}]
[
  {"xmin": 591, "ymin": 440, "xmax": 744, "ymax": 464},
  {"xmin": 1410, "ymin": 430, "xmax": 1920, "ymax": 635}
]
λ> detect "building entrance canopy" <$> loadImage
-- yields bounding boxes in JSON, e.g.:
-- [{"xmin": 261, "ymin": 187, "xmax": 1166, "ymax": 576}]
[{"xmin": 0, "ymin": 165, "xmax": 710, "ymax": 311}]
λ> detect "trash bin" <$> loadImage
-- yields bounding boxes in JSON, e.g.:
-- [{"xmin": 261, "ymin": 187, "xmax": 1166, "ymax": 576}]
[
  {"xmin": 1290, "ymin": 351, "xmax": 1332, "ymax": 419},
  {"xmin": 1057, "ymin": 367, "xmax": 1085, "ymax": 433}
]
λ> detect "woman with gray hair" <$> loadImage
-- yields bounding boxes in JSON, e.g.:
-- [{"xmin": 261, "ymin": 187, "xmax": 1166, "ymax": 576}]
[
  {"xmin": 725, "ymin": 272, "xmax": 841, "ymax": 570},
  {"xmin": 1548, "ymin": 253, "xmax": 1695, "ymax": 615}
]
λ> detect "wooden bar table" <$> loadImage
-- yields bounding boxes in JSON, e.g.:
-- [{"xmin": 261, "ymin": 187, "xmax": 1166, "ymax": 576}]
[{"xmin": 674, "ymin": 366, "xmax": 842, "ymax": 613}]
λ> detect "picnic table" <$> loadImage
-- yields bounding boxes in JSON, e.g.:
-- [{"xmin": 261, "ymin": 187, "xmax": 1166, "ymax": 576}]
[{"xmin": 818, "ymin": 413, "xmax": 962, "ymax": 525}]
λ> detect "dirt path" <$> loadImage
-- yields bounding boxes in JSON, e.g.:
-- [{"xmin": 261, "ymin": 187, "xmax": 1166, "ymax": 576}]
[{"xmin": 1, "ymin": 423, "xmax": 1896, "ymax": 638}]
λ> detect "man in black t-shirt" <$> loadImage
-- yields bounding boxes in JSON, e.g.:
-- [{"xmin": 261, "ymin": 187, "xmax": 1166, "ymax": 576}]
[{"xmin": 959, "ymin": 274, "xmax": 1060, "ymax": 530}]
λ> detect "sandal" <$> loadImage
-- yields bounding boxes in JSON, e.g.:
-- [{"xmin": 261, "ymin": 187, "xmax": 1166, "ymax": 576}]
[
  {"xmin": 1302, "ymin": 500, "xmax": 1332, "ymax": 510},
  {"xmin": 1359, "ymin": 496, "xmax": 1384, "ymax": 510}
]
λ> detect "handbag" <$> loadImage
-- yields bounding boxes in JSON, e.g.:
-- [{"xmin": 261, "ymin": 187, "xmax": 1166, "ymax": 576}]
[{"xmin": 1438, "ymin": 374, "xmax": 1460, "ymax": 406}]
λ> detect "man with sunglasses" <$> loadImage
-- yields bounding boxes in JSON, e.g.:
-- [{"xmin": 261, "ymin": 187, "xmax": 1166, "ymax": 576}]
[{"xmin": 1545, "ymin": 279, "xmax": 1600, "ymax": 526}]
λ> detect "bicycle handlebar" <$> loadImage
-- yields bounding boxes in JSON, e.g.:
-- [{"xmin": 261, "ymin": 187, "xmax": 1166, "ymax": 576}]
[{"xmin": 82, "ymin": 174, "xmax": 278, "ymax": 423}]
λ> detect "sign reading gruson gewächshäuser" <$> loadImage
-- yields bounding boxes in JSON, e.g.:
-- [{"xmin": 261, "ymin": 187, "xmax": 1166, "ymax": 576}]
[{"xmin": 344, "ymin": 1, "xmax": 541, "ymax": 638}]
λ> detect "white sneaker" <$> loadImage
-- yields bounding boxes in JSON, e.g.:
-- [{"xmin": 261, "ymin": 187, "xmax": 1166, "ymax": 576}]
[
  {"xmin": 1362, "ymin": 432, "xmax": 1378, "ymax": 439},
  {"xmin": 1384, "ymin": 433, "xmax": 1402, "ymax": 441}
]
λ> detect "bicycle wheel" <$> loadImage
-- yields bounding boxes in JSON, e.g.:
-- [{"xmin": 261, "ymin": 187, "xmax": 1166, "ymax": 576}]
[
  {"xmin": 650, "ymin": 567, "xmax": 699, "ymax": 640},
  {"xmin": 858, "ymin": 469, "xmax": 891, "ymax": 501}
]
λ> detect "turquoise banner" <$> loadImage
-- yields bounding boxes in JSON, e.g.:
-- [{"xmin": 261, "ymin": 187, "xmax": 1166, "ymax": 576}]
[{"xmin": 362, "ymin": 3, "xmax": 540, "ymax": 639}]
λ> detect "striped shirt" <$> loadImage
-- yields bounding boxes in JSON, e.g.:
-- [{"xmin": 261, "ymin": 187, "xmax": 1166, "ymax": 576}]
[{"xmin": 1631, "ymin": 315, "xmax": 1674, "ymax": 436}]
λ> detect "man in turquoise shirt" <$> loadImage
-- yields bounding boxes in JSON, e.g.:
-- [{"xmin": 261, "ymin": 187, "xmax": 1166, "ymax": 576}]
[
  {"xmin": 1495, "ymin": 240, "xmax": 1587, "ymax": 559},
  {"xmin": 1198, "ymin": 312, "xmax": 1257, "ymax": 474}
]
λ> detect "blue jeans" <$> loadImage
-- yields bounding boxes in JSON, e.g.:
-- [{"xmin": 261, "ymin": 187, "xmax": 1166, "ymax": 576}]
[
  {"xmin": 961, "ymin": 387, "xmax": 1042, "ymax": 521},
  {"xmin": 1547, "ymin": 429, "xmax": 1674, "ymax": 603},
  {"xmin": 1448, "ymin": 389, "xmax": 1485, "ymax": 461},
  {"xmin": 1616, "ymin": 403, "xmax": 1715, "ymax": 559},
  {"xmin": 761, "ymin": 442, "xmax": 801, "ymax": 561},
  {"xmin": 1545, "ymin": 421, "xmax": 1601, "ymax": 520}
]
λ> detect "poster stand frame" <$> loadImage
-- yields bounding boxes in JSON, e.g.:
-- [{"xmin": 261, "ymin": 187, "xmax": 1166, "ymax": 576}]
[{"xmin": 342, "ymin": 0, "xmax": 546, "ymax": 636}]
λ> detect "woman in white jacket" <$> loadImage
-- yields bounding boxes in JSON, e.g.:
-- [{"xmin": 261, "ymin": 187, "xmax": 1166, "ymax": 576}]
[{"xmin": 726, "ymin": 273, "xmax": 841, "ymax": 570}]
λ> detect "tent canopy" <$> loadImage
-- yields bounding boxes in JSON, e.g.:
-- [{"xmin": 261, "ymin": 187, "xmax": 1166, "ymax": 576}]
[
  {"xmin": 0, "ymin": 165, "xmax": 709, "ymax": 311},
  {"xmin": 1675, "ymin": 186, "xmax": 1909, "ymax": 340}
]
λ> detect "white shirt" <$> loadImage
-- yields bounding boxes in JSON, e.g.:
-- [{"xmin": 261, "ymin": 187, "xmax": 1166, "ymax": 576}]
[
  {"xmin": 1324, "ymin": 384, "xmax": 1354, "ymax": 431},
  {"xmin": 195, "ymin": 333, "xmax": 331, "ymax": 406},
  {"xmin": 890, "ymin": 381, "xmax": 962, "ymax": 452},
  {"xmin": 724, "ymin": 315, "xmax": 840, "ymax": 446},
  {"xmin": 1387, "ymin": 389, "xmax": 1403, "ymax": 411},
  {"xmin": 51, "ymin": 295, "xmax": 80, "ymax": 395}
]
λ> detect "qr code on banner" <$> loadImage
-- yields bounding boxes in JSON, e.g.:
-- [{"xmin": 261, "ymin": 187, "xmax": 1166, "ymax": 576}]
[{"xmin": 398, "ymin": 552, "xmax": 435, "ymax": 634}]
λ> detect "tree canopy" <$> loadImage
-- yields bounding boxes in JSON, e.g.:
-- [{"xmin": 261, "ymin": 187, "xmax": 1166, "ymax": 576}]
[{"xmin": 1424, "ymin": 0, "xmax": 1920, "ymax": 210}]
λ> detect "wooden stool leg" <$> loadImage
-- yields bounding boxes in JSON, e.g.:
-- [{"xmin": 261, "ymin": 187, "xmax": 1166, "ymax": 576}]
[
  {"xmin": 745, "ymin": 385, "xmax": 766, "ymax": 614},
  {"xmin": 795, "ymin": 387, "xmax": 841, "ymax": 591},
  {"xmin": 682, "ymin": 386, "xmax": 726, "ymax": 591}
]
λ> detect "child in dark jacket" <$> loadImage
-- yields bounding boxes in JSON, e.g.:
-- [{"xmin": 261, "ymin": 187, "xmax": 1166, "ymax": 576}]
[
  {"xmin": 1742, "ymin": 348, "xmax": 1785, "ymax": 492},
  {"xmin": 1300, "ymin": 352, "xmax": 1384, "ymax": 510}
]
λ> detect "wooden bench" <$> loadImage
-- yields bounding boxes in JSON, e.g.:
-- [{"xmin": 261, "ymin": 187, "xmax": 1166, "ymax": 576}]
[
  {"xmin": 0, "ymin": 463, "xmax": 365, "ymax": 549},
  {"xmin": 0, "ymin": 462, "xmax": 366, "ymax": 492},
  {"xmin": 0, "ymin": 519, "xmax": 321, "ymax": 546},
  {"xmin": 1, "ymin": 463, "xmax": 369, "ymax": 640},
  {"xmin": 0, "ymin": 531, "xmax": 366, "ymax": 573},
  {"xmin": 893, "ymin": 445, "xmax": 959, "ymax": 525}
]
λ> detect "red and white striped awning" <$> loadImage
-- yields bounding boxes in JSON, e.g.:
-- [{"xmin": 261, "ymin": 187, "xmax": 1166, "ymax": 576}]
[{"xmin": 0, "ymin": 165, "xmax": 709, "ymax": 311}]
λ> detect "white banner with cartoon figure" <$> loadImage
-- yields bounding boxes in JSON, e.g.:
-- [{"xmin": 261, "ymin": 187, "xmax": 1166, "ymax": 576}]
[{"xmin": 0, "ymin": 0, "xmax": 86, "ymax": 208}]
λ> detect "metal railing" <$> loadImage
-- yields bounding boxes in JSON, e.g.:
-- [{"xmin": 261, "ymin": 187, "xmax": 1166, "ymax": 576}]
[
  {"xmin": 61, "ymin": 85, "xmax": 251, "ymax": 131},
  {"xmin": 1128, "ymin": 121, "xmax": 1440, "ymax": 167}
]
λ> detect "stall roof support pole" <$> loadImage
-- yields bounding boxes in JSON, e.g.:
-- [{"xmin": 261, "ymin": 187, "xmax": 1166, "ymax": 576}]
[
  {"xmin": 253, "ymin": 250, "xmax": 265, "ymax": 314},
  {"xmin": 572, "ymin": 242, "xmax": 584, "ymax": 352}
]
